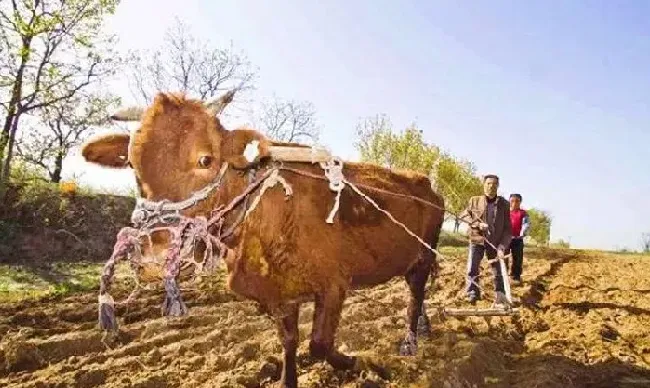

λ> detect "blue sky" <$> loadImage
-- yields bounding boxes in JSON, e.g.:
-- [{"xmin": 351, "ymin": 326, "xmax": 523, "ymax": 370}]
[{"xmin": 65, "ymin": 0, "xmax": 650, "ymax": 251}]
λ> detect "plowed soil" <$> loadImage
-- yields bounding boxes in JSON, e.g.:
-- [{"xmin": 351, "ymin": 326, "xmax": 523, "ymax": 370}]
[{"xmin": 1, "ymin": 248, "xmax": 649, "ymax": 387}]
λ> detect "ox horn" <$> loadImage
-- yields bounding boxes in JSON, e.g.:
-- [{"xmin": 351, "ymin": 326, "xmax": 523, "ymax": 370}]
[
  {"xmin": 110, "ymin": 106, "xmax": 145, "ymax": 122},
  {"xmin": 205, "ymin": 89, "xmax": 236, "ymax": 116}
]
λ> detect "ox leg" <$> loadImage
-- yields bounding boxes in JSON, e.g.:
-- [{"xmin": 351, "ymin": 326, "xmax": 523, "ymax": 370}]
[
  {"xmin": 399, "ymin": 252, "xmax": 433, "ymax": 356},
  {"xmin": 309, "ymin": 287, "xmax": 390, "ymax": 379},
  {"xmin": 310, "ymin": 286, "xmax": 390, "ymax": 379},
  {"xmin": 309, "ymin": 285, "xmax": 356, "ymax": 370},
  {"xmin": 275, "ymin": 303, "xmax": 300, "ymax": 388}
]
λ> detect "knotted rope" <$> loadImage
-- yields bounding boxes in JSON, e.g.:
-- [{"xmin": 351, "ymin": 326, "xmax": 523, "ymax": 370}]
[
  {"xmin": 245, "ymin": 168, "xmax": 293, "ymax": 218},
  {"xmin": 320, "ymin": 158, "xmax": 345, "ymax": 224},
  {"xmin": 98, "ymin": 216, "xmax": 228, "ymax": 330},
  {"xmin": 99, "ymin": 147, "xmax": 512, "ymax": 332}
]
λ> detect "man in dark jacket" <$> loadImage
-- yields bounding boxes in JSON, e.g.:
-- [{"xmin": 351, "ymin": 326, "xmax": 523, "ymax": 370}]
[{"xmin": 459, "ymin": 174, "xmax": 513, "ymax": 305}]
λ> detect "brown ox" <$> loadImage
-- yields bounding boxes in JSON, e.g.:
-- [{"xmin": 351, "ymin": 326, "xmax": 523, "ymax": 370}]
[{"xmin": 82, "ymin": 91, "xmax": 445, "ymax": 388}]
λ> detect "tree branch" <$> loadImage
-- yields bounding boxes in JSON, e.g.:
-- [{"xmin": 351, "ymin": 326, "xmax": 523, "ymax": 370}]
[{"xmin": 126, "ymin": 19, "xmax": 256, "ymax": 103}]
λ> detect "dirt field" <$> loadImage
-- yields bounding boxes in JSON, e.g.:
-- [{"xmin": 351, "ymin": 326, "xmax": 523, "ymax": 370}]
[{"xmin": 1, "ymin": 247, "xmax": 649, "ymax": 387}]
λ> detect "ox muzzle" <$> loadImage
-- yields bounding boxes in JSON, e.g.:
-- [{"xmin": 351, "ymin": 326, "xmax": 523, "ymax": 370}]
[{"xmin": 97, "ymin": 163, "xmax": 232, "ymax": 331}]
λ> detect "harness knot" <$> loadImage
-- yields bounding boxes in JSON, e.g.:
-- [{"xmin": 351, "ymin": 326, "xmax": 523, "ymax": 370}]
[{"xmin": 320, "ymin": 158, "xmax": 346, "ymax": 224}]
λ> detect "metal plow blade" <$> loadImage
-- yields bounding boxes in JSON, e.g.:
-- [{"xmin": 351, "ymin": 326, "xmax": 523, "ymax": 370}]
[{"xmin": 442, "ymin": 307, "xmax": 520, "ymax": 317}]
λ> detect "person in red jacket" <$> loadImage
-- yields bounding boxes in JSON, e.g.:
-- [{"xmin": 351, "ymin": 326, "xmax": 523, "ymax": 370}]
[{"xmin": 508, "ymin": 193, "xmax": 530, "ymax": 284}]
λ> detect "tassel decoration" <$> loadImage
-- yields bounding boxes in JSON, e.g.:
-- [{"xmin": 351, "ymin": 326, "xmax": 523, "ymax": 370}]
[
  {"xmin": 161, "ymin": 277, "xmax": 188, "ymax": 317},
  {"xmin": 98, "ymin": 292, "xmax": 118, "ymax": 331}
]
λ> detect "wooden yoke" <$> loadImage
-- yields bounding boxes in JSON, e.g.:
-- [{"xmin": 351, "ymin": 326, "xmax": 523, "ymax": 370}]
[{"xmin": 268, "ymin": 146, "xmax": 333, "ymax": 164}]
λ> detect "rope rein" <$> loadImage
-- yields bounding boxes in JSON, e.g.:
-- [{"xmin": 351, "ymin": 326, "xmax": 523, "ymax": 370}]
[
  {"xmin": 312, "ymin": 160, "xmax": 441, "ymax": 256},
  {"xmin": 301, "ymin": 161, "xmax": 511, "ymax": 255},
  {"xmin": 290, "ymin": 159, "xmax": 500, "ymax": 300}
]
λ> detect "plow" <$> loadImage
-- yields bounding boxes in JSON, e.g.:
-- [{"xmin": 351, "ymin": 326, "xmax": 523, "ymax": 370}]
[{"xmin": 442, "ymin": 253, "xmax": 520, "ymax": 318}]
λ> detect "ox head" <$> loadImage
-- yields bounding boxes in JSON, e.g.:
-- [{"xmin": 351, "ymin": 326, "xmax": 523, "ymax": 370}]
[
  {"xmin": 82, "ymin": 90, "xmax": 272, "ymax": 201},
  {"xmin": 82, "ymin": 90, "xmax": 272, "ymax": 281}
]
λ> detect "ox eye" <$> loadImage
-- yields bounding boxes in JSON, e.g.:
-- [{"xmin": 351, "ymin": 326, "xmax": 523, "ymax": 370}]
[{"xmin": 198, "ymin": 155, "xmax": 213, "ymax": 168}]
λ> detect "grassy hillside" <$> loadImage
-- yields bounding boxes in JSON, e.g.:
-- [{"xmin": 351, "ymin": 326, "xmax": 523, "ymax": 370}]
[
  {"xmin": 0, "ymin": 181, "xmax": 134, "ymax": 265},
  {"xmin": 0, "ymin": 178, "xmax": 134, "ymax": 302}
]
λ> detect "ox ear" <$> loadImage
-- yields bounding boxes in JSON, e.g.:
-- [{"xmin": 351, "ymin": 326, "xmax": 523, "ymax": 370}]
[
  {"xmin": 205, "ymin": 89, "xmax": 236, "ymax": 116},
  {"xmin": 81, "ymin": 133, "xmax": 131, "ymax": 168},
  {"xmin": 221, "ymin": 129, "xmax": 272, "ymax": 170}
]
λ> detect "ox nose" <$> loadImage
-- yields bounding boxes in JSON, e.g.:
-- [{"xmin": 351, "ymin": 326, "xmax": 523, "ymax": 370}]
[
  {"xmin": 135, "ymin": 228, "xmax": 172, "ymax": 282},
  {"xmin": 135, "ymin": 228, "xmax": 209, "ymax": 283}
]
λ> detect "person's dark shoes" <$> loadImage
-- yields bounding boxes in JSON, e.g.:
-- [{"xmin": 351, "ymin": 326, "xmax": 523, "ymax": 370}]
[
  {"xmin": 468, "ymin": 294, "xmax": 479, "ymax": 305},
  {"xmin": 511, "ymin": 276, "xmax": 522, "ymax": 286}
]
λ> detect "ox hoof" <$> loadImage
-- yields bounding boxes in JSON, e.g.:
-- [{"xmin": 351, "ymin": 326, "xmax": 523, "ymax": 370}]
[
  {"xmin": 399, "ymin": 331, "xmax": 418, "ymax": 356},
  {"xmin": 417, "ymin": 314, "xmax": 432, "ymax": 338}
]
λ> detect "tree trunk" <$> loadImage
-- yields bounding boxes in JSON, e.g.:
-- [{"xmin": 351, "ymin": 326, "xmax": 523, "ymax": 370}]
[
  {"xmin": 50, "ymin": 151, "xmax": 64, "ymax": 183},
  {"xmin": 1, "ymin": 114, "xmax": 17, "ymax": 184},
  {"xmin": 1, "ymin": 116, "xmax": 22, "ymax": 184},
  {"xmin": 0, "ymin": 120, "xmax": 10, "ymax": 168},
  {"xmin": 0, "ymin": 92, "xmax": 20, "ymax": 173},
  {"xmin": 0, "ymin": 36, "xmax": 31, "ymax": 183}
]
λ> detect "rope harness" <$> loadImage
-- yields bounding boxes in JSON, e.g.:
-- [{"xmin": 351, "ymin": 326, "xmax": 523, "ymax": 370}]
[
  {"xmin": 98, "ymin": 149, "xmax": 510, "ymax": 330},
  {"xmin": 98, "ymin": 162, "xmax": 285, "ymax": 330}
]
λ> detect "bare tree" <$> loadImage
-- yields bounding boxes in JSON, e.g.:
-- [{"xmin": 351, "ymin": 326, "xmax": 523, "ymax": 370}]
[
  {"xmin": 0, "ymin": 0, "xmax": 121, "ymax": 185},
  {"xmin": 127, "ymin": 18, "xmax": 257, "ymax": 104},
  {"xmin": 254, "ymin": 96, "xmax": 320, "ymax": 144},
  {"xmin": 642, "ymin": 233, "xmax": 650, "ymax": 253},
  {"xmin": 16, "ymin": 92, "xmax": 120, "ymax": 183}
]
